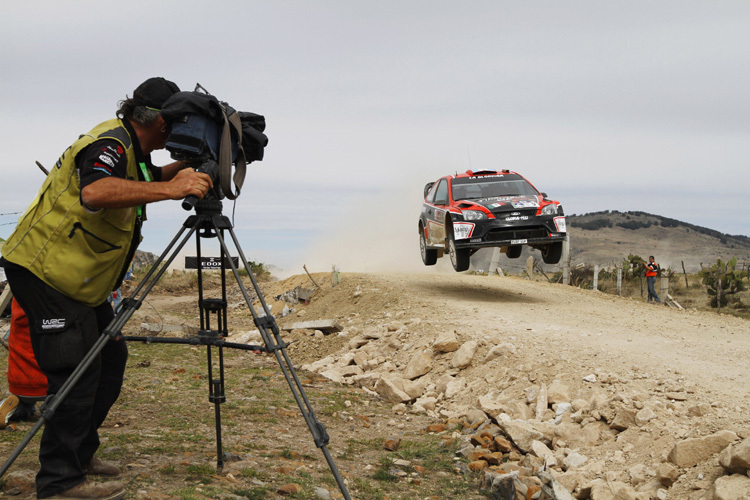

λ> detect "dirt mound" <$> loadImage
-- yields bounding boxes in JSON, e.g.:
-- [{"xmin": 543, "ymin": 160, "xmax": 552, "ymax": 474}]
[{"xmin": 268, "ymin": 271, "xmax": 750, "ymax": 498}]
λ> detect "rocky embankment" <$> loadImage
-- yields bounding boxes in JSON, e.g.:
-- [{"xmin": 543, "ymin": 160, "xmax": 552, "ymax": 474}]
[
  {"xmin": 285, "ymin": 320, "xmax": 749, "ymax": 499},
  {"xmin": 238, "ymin": 272, "xmax": 750, "ymax": 499}
]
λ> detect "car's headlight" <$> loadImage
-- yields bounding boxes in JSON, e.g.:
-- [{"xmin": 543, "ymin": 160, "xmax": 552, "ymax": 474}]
[
  {"xmin": 462, "ymin": 210, "xmax": 487, "ymax": 221},
  {"xmin": 541, "ymin": 204, "xmax": 558, "ymax": 216}
]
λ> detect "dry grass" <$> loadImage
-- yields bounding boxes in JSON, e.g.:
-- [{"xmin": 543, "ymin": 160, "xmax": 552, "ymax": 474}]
[{"xmin": 0, "ymin": 337, "xmax": 488, "ymax": 500}]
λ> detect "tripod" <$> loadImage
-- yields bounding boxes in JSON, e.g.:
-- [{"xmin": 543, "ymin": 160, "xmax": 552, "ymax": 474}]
[{"xmin": 0, "ymin": 199, "xmax": 353, "ymax": 500}]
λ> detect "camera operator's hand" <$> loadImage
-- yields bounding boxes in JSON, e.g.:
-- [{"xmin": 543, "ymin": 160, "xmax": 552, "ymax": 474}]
[
  {"xmin": 167, "ymin": 167, "xmax": 214, "ymax": 200},
  {"xmin": 80, "ymin": 164, "xmax": 214, "ymax": 210}
]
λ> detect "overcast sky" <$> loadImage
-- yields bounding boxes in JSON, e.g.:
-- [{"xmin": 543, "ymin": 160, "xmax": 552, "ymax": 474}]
[{"xmin": 1, "ymin": 1, "xmax": 748, "ymax": 274}]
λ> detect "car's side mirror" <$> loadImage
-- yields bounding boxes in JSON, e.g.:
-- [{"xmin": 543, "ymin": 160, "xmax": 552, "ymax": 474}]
[
  {"xmin": 424, "ymin": 182, "xmax": 435, "ymax": 198},
  {"xmin": 541, "ymin": 192, "xmax": 548, "ymax": 199}
]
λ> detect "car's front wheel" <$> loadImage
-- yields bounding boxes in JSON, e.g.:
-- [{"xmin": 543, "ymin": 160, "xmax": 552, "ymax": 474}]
[
  {"xmin": 541, "ymin": 241, "xmax": 563, "ymax": 264},
  {"xmin": 448, "ymin": 231, "xmax": 470, "ymax": 272},
  {"xmin": 420, "ymin": 229, "xmax": 438, "ymax": 266}
]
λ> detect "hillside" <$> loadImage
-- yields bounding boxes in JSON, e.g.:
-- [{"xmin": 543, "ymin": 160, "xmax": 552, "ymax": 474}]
[
  {"xmin": 536, "ymin": 211, "xmax": 749, "ymax": 273},
  {"xmin": 468, "ymin": 211, "xmax": 749, "ymax": 276}
]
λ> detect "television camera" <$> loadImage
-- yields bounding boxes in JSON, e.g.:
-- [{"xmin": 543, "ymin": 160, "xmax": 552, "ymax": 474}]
[{"xmin": 161, "ymin": 84, "xmax": 268, "ymax": 210}]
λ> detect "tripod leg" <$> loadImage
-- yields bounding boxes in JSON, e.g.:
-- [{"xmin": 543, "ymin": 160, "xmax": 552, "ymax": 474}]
[
  {"xmin": 207, "ymin": 344, "xmax": 227, "ymax": 469},
  {"xmin": 212, "ymin": 222, "xmax": 353, "ymax": 500}
]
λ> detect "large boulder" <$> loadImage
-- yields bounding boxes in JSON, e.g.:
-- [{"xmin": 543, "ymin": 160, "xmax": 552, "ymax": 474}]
[
  {"xmin": 718, "ymin": 438, "xmax": 750, "ymax": 475},
  {"xmin": 451, "ymin": 340, "xmax": 479, "ymax": 369},
  {"xmin": 373, "ymin": 377, "xmax": 411, "ymax": 403},
  {"xmin": 586, "ymin": 479, "xmax": 639, "ymax": 500},
  {"xmin": 547, "ymin": 379, "xmax": 571, "ymax": 405},
  {"xmin": 706, "ymin": 474, "xmax": 750, "ymax": 500},
  {"xmin": 432, "ymin": 330, "xmax": 460, "ymax": 353},
  {"xmin": 402, "ymin": 350, "xmax": 432, "ymax": 380},
  {"xmin": 496, "ymin": 415, "xmax": 545, "ymax": 454},
  {"xmin": 668, "ymin": 430, "xmax": 739, "ymax": 468}
]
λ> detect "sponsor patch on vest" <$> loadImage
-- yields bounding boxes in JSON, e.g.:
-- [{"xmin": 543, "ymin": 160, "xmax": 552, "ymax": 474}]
[
  {"xmin": 98, "ymin": 153, "xmax": 116, "ymax": 168},
  {"xmin": 41, "ymin": 318, "xmax": 66, "ymax": 331}
]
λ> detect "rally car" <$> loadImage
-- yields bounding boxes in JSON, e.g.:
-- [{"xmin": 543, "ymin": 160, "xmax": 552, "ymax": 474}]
[{"xmin": 418, "ymin": 169, "xmax": 566, "ymax": 272}]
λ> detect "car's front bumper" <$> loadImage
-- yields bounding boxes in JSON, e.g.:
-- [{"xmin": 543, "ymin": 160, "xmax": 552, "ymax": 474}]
[{"xmin": 452, "ymin": 216, "xmax": 567, "ymax": 250}]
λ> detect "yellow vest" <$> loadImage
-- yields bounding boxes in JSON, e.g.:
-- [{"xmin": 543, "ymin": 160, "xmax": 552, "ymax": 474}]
[{"xmin": 2, "ymin": 118, "xmax": 142, "ymax": 306}]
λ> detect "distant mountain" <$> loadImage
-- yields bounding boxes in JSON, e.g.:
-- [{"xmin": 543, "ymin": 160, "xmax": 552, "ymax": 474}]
[
  {"xmin": 566, "ymin": 211, "xmax": 750, "ymax": 272},
  {"xmin": 134, "ymin": 250, "xmax": 158, "ymax": 269}
]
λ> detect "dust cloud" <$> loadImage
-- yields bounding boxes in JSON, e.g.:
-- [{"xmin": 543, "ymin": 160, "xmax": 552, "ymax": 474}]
[{"xmin": 296, "ymin": 182, "xmax": 457, "ymax": 276}]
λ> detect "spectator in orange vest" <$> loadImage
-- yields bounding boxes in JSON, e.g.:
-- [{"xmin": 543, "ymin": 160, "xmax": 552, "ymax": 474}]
[
  {"xmin": 642, "ymin": 255, "xmax": 661, "ymax": 303},
  {"xmin": 1, "ymin": 299, "xmax": 48, "ymax": 428}
]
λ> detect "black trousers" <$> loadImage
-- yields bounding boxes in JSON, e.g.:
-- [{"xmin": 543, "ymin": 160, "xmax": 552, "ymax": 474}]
[{"xmin": 4, "ymin": 265, "xmax": 128, "ymax": 498}]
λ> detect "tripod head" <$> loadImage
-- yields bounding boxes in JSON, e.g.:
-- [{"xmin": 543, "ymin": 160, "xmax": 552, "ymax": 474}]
[{"xmin": 194, "ymin": 198, "xmax": 224, "ymax": 216}]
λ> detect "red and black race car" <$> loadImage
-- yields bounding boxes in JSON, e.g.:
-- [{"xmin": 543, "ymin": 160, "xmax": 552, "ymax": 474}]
[{"xmin": 418, "ymin": 169, "xmax": 566, "ymax": 272}]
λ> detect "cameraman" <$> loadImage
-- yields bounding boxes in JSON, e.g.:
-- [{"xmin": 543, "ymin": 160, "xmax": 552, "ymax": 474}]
[{"xmin": 0, "ymin": 77, "xmax": 212, "ymax": 500}]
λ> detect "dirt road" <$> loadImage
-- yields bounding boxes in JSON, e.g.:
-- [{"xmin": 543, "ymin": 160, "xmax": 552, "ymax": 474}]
[{"xmin": 361, "ymin": 273, "xmax": 750, "ymax": 404}]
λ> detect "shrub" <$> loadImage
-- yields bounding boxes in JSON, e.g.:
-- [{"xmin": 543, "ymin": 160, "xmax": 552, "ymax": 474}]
[{"xmin": 699, "ymin": 258, "xmax": 746, "ymax": 312}]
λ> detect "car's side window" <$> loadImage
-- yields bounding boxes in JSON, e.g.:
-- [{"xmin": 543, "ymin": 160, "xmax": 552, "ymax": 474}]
[
  {"xmin": 434, "ymin": 179, "xmax": 449, "ymax": 205},
  {"xmin": 425, "ymin": 182, "xmax": 438, "ymax": 203}
]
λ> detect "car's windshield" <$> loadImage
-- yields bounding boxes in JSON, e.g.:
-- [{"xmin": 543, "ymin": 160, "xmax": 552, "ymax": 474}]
[{"xmin": 451, "ymin": 175, "xmax": 538, "ymax": 201}]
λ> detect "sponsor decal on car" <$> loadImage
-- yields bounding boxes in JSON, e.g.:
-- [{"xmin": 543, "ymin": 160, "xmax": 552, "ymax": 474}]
[
  {"xmin": 469, "ymin": 174, "xmax": 505, "ymax": 179},
  {"xmin": 511, "ymin": 199, "xmax": 539, "ymax": 209},
  {"xmin": 453, "ymin": 222, "xmax": 475, "ymax": 240}
]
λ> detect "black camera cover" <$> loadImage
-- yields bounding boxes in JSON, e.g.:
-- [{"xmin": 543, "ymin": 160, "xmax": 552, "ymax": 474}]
[{"xmin": 161, "ymin": 91, "xmax": 268, "ymax": 199}]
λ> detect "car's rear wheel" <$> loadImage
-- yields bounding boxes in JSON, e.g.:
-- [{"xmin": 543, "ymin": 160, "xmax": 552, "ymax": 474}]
[
  {"xmin": 506, "ymin": 245, "xmax": 522, "ymax": 259},
  {"xmin": 541, "ymin": 241, "xmax": 563, "ymax": 264},
  {"xmin": 448, "ymin": 231, "xmax": 470, "ymax": 272},
  {"xmin": 420, "ymin": 229, "xmax": 438, "ymax": 266}
]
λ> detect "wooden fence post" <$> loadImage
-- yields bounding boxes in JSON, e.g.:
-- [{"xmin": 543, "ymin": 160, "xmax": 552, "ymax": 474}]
[
  {"xmin": 660, "ymin": 276, "xmax": 669, "ymax": 303},
  {"xmin": 526, "ymin": 256, "xmax": 534, "ymax": 279},
  {"xmin": 331, "ymin": 265, "xmax": 341, "ymax": 286},
  {"xmin": 681, "ymin": 260, "xmax": 689, "ymax": 288},
  {"xmin": 562, "ymin": 235, "xmax": 570, "ymax": 285},
  {"xmin": 593, "ymin": 265, "xmax": 599, "ymax": 291},
  {"xmin": 488, "ymin": 247, "xmax": 502, "ymax": 276},
  {"xmin": 617, "ymin": 268, "xmax": 622, "ymax": 296}
]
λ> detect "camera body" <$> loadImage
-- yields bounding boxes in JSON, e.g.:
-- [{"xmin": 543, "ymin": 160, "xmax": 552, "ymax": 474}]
[
  {"xmin": 165, "ymin": 112, "xmax": 225, "ymax": 209},
  {"xmin": 161, "ymin": 87, "xmax": 268, "ymax": 209},
  {"xmin": 166, "ymin": 113, "xmax": 223, "ymax": 164}
]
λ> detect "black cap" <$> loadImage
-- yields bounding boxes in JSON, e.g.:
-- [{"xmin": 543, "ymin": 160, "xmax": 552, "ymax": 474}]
[{"xmin": 132, "ymin": 77, "xmax": 180, "ymax": 110}]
